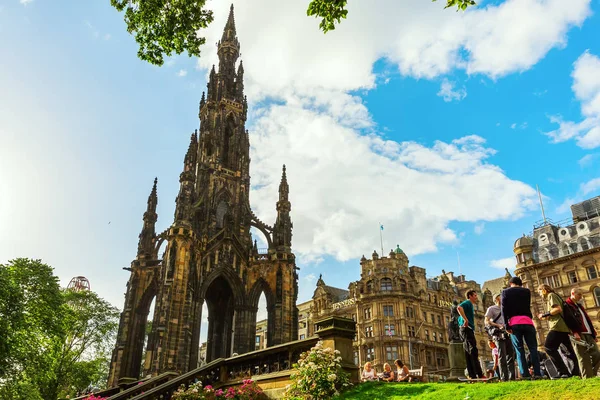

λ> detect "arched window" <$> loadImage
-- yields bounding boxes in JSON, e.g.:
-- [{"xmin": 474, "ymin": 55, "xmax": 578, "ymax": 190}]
[
  {"xmin": 381, "ymin": 278, "xmax": 392, "ymax": 291},
  {"xmin": 366, "ymin": 280, "xmax": 373, "ymax": 293},
  {"xmin": 594, "ymin": 287, "xmax": 600, "ymax": 307},
  {"xmin": 399, "ymin": 279, "xmax": 407, "ymax": 292}
]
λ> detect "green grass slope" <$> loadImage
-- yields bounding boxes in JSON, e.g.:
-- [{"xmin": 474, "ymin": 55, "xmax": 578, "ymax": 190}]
[{"xmin": 338, "ymin": 379, "xmax": 600, "ymax": 400}]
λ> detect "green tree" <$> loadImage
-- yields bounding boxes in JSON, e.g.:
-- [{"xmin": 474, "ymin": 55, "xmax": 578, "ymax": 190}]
[
  {"xmin": 307, "ymin": 0, "xmax": 476, "ymax": 33},
  {"xmin": 110, "ymin": 0, "xmax": 476, "ymax": 66},
  {"xmin": 0, "ymin": 259, "xmax": 118, "ymax": 400}
]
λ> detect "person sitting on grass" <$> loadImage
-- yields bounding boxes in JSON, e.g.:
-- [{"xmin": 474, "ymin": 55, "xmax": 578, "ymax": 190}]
[
  {"xmin": 381, "ymin": 363, "xmax": 395, "ymax": 382},
  {"xmin": 394, "ymin": 359, "xmax": 411, "ymax": 382},
  {"xmin": 361, "ymin": 362, "xmax": 377, "ymax": 381}
]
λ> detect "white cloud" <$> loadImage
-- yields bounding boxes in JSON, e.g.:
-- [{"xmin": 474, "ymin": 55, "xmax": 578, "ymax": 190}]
[
  {"xmin": 557, "ymin": 177, "xmax": 600, "ymax": 214},
  {"xmin": 248, "ymin": 102, "xmax": 537, "ymax": 261},
  {"xmin": 437, "ymin": 78, "xmax": 467, "ymax": 102},
  {"xmin": 490, "ymin": 257, "xmax": 515, "ymax": 270},
  {"xmin": 177, "ymin": 69, "xmax": 188, "ymax": 77},
  {"xmin": 20, "ymin": 0, "xmax": 34, "ymax": 5},
  {"xmin": 510, "ymin": 122, "xmax": 528, "ymax": 129},
  {"xmin": 545, "ymin": 51, "xmax": 600, "ymax": 149},
  {"xmin": 84, "ymin": 20, "xmax": 99, "ymax": 38},
  {"xmin": 533, "ymin": 89, "xmax": 548, "ymax": 97},
  {"xmin": 578, "ymin": 154, "xmax": 596, "ymax": 168},
  {"xmin": 198, "ymin": 0, "xmax": 591, "ymax": 99},
  {"xmin": 582, "ymin": 178, "xmax": 600, "ymax": 196},
  {"xmin": 474, "ymin": 222, "xmax": 485, "ymax": 235}
]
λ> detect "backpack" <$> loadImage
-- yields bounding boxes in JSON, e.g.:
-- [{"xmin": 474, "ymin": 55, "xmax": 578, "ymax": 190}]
[{"xmin": 556, "ymin": 294, "xmax": 582, "ymax": 333}]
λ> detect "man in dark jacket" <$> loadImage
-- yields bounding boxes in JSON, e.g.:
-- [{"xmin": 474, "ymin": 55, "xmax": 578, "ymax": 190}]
[
  {"xmin": 500, "ymin": 276, "xmax": 542, "ymax": 379},
  {"xmin": 566, "ymin": 287, "xmax": 600, "ymax": 378}
]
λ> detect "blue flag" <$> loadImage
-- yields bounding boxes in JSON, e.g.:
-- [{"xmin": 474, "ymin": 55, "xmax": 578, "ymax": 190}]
[{"xmin": 380, "ymin": 224, "xmax": 384, "ymax": 231}]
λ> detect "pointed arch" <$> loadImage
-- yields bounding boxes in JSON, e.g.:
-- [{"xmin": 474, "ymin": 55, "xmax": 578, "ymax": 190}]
[
  {"xmin": 199, "ymin": 266, "xmax": 245, "ymax": 307},
  {"xmin": 248, "ymin": 278, "xmax": 276, "ymax": 310}
]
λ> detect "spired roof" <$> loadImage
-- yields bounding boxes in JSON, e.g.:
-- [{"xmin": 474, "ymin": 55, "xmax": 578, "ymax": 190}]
[{"xmin": 395, "ymin": 244, "xmax": 404, "ymax": 254}]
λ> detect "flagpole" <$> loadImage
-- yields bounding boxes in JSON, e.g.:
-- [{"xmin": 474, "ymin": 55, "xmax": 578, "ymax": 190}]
[
  {"xmin": 536, "ymin": 184, "xmax": 547, "ymax": 224},
  {"xmin": 379, "ymin": 223, "xmax": 384, "ymax": 256}
]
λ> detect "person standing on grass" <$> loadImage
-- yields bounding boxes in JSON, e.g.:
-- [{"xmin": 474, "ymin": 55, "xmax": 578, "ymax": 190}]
[
  {"xmin": 457, "ymin": 289, "xmax": 484, "ymax": 379},
  {"xmin": 537, "ymin": 284, "xmax": 580, "ymax": 378},
  {"xmin": 485, "ymin": 292, "xmax": 516, "ymax": 381},
  {"xmin": 501, "ymin": 276, "xmax": 542, "ymax": 379},
  {"xmin": 566, "ymin": 287, "xmax": 600, "ymax": 378}
]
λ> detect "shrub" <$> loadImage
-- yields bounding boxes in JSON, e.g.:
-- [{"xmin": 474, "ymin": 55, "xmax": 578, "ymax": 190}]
[
  {"xmin": 171, "ymin": 379, "xmax": 266, "ymax": 400},
  {"xmin": 285, "ymin": 341, "xmax": 350, "ymax": 399}
]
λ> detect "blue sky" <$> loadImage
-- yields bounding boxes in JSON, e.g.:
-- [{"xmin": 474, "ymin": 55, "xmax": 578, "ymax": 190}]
[{"xmin": 1, "ymin": 0, "xmax": 600, "ymax": 324}]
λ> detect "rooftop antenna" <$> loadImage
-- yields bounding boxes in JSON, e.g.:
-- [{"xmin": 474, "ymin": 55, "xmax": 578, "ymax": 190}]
[{"xmin": 536, "ymin": 184, "xmax": 547, "ymax": 225}]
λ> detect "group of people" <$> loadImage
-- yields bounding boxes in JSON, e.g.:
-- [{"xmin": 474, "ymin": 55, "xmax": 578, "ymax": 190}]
[
  {"xmin": 457, "ymin": 276, "xmax": 600, "ymax": 381},
  {"xmin": 361, "ymin": 360, "xmax": 413, "ymax": 382}
]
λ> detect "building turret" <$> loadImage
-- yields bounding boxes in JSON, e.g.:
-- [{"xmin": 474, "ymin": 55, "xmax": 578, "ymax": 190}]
[
  {"xmin": 137, "ymin": 178, "xmax": 158, "ymax": 258},
  {"xmin": 273, "ymin": 165, "xmax": 293, "ymax": 251},
  {"xmin": 174, "ymin": 132, "xmax": 198, "ymax": 224},
  {"xmin": 513, "ymin": 235, "xmax": 534, "ymax": 269}
]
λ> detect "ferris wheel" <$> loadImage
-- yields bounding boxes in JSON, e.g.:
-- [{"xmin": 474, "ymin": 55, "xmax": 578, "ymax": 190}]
[{"xmin": 67, "ymin": 276, "xmax": 91, "ymax": 291}]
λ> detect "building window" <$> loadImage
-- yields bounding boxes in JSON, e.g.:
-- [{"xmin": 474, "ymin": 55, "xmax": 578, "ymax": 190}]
[
  {"xmin": 299, "ymin": 334, "xmax": 305, "ymax": 340},
  {"xmin": 436, "ymin": 353, "xmax": 446, "ymax": 367},
  {"xmin": 352, "ymin": 313, "xmax": 356, "ymax": 321},
  {"xmin": 366, "ymin": 346, "xmax": 375, "ymax": 361},
  {"xmin": 568, "ymin": 271, "xmax": 578, "ymax": 284},
  {"xmin": 433, "ymin": 332, "xmax": 437, "ymax": 342},
  {"xmin": 366, "ymin": 280, "xmax": 373, "ymax": 292},
  {"xmin": 587, "ymin": 266, "xmax": 598, "ymax": 280},
  {"xmin": 408, "ymin": 325, "xmax": 416, "ymax": 337},
  {"xmin": 437, "ymin": 315, "xmax": 442, "ymax": 326},
  {"xmin": 430, "ymin": 314, "xmax": 435, "ymax": 324},
  {"xmin": 428, "ymin": 294, "xmax": 432, "ymax": 302},
  {"xmin": 365, "ymin": 326, "xmax": 373, "ymax": 338},
  {"xmin": 425, "ymin": 329, "xmax": 430, "ymax": 341},
  {"xmin": 406, "ymin": 306, "xmax": 414, "ymax": 319},
  {"xmin": 445, "ymin": 316, "xmax": 450, "ymax": 326},
  {"xmin": 399, "ymin": 279, "xmax": 407, "ymax": 292},
  {"xmin": 384, "ymin": 324, "xmax": 395, "ymax": 336},
  {"xmin": 541, "ymin": 274, "xmax": 561, "ymax": 288},
  {"xmin": 364, "ymin": 307, "xmax": 372, "ymax": 320},
  {"xmin": 439, "ymin": 332, "xmax": 444, "ymax": 343},
  {"xmin": 422, "ymin": 311, "xmax": 427, "ymax": 321},
  {"xmin": 381, "ymin": 278, "xmax": 393, "ymax": 291},
  {"xmin": 383, "ymin": 305, "xmax": 394, "ymax": 317},
  {"xmin": 383, "ymin": 267, "xmax": 388, "ymax": 273},
  {"xmin": 426, "ymin": 351, "xmax": 432, "ymax": 366},
  {"xmin": 594, "ymin": 287, "xmax": 600, "ymax": 306},
  {"xmin": 354, "ymin": 350, "xmax": 359, "ymax": 366},
  {"xmin": 255, "ymin": 336, "xmax": 260, "ymax": 344},
  {"xmin": 386, "ymin": 345, "xmax": 398, "ymax": 361}
]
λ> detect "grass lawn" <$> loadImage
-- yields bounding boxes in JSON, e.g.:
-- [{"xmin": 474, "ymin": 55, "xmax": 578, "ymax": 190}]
[{"xmin": 338, "ymin": 379, "xmax": 600, "ymax": 400}]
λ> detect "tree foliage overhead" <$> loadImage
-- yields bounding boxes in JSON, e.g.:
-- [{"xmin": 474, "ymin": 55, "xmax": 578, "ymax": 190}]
[
  {"xmin": 307, "ymin": 0, "xmax": 477, "ymax": 33},
  {"xmin": 110, "ymin": 0, "xmax": 476, "ymax": 66},
  {"xmin": 110, "ymin": 0, "xmax": 214, "ymax": 66},
  {"xmin": 0, "ymin": 259, "xmax": 119, "ymax": 400}
]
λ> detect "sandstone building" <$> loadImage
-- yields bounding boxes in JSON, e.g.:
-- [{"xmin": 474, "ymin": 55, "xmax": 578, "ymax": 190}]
[
  {"xmin": 308, "ymin": 246, "xmax": 492, "ymax": 373},
  {"xmin": 513, "ymin": 195, "xmax": 600, "ymax": 342},
  {"xmin": 108, "ymin": 6, "xmax": 298, "ymax": 386}
]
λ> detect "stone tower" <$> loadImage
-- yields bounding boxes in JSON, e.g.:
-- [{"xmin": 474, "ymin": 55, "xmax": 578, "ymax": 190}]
[{"xmin": 108, "ymin": 5, "xmax": 298, "ymax": 386}]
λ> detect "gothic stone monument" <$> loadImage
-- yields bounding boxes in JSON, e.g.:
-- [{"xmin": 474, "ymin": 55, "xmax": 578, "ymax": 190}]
[{"xmin": 108, "ymin": 6, "xmax": 299, "ymax": 386}]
